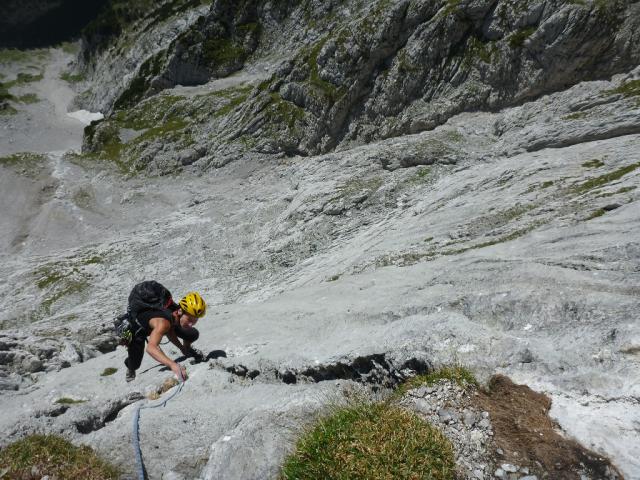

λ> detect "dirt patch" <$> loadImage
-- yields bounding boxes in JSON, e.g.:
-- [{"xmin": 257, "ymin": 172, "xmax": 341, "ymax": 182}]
[
  {"xmin": 147, "ymin": 377, "xmax": 179, "ymax": 400},
  {"xmin": 472, "ymin": 375, "xmax": 622, "ymax": 479}
]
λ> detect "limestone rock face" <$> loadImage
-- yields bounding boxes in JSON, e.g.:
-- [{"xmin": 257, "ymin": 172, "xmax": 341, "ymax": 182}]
[
  {"xmin": 78, "ymin": 0, "xmax": 640, "ymax": 161},
  {"xmin": 1, "ymin": 0, "xmax": 639, "ymax": 479}
]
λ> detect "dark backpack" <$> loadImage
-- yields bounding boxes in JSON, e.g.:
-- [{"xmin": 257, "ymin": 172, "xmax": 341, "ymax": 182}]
[
  {"xmin": 114, "ymin": 281, "xmax": 174, "ymax": 346},
  {"xmin": 127, "ymin": 280, "xmax": 174, "ymax": 319}
]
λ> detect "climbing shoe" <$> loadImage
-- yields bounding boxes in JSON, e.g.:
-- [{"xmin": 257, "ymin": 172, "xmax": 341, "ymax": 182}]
[
  {"xmin": 126, "ymin": 368, "xmax": 136, "ymax": 382},
  {"xmin": 185, "ymin": 347, "xmax": 205, "ymax": 363}
]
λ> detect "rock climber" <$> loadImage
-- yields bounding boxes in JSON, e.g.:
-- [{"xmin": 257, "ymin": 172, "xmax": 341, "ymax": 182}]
[{"xmin": 123, "ymin": 280, "xmax": 207, "ymax": 382}]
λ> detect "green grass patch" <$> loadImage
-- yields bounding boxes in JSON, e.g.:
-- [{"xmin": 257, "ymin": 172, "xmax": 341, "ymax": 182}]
[
  {"xmin": 335, "ymin": 176, "xmax": 383, "ymax": 199},
  {"xmin": 392, "ymin": 219, "xmax": 545, "ymax": 267},
  {"xmin": 134, "ymin": 118, "xmax": 187, "ymax": 143},
  {"xmin": 0, "ymin": 103, "xmax": 17, "ymax": 115},
  {"xmin": 0, "ymin": 434, "xmax": 119, "ymax": 479},
  {"xmin": 0, "ymin": 71, "xmax": 43, "ymax": 109},
  {"xmin": 582, "ymin": 158, "xmax": 604, "ymax": 168},
  {"xmin": 100, "ymin": 367, "xmax": 118, "ymax": 376},
  {"xmin": 280, "ymin": 401, "xmax": 455, "ymax": 480},
  {"xmin": 617, "ymin": 186, "xmax": 636, "ymax": 193},
  {"xmin": 55, "ymin": 397, "xmax": 87, "ymax": 404},
  {"xmin": 408, "ymin": 166, "xmax": 431, "ymax": 184},
  {"xmin": 305, "ymin": 37, "xmax": 345, "ymax": 102},
  {"xmin": 0, "ymin": 152, "xmax": 47, "ymax": 170},
  {"xmin": 87, "ymin": 93, "xmax": 194, "ymax": 173},
  {"xmin": 442, "ymin": 0, "xmax": 462, "ymax": 16},
  {"xmin": 540, "ymin": 180, "xmax": 554, "ymax": 188},
  {"xmin": 114, "ymin": 94, "xmax": 184, "ymax": 130},
  {"xmin": 604, "ymin": 79, "xmax": 640, "ymax": 98},
  {"xmin": 18, "ymin": 93, "xmax": 39, "ymax": 103},
  {"xmin": 508, "ymin": 26, "xmax": 536, "ymax": 48},
  {"xmin": 59, "ymin": 41, "xmax": 79, "ymax": 54},
  {"xmin": 61, "ymin": 71, "xmax": 85, "ymax": 83},
  {"xmin": 265, "ymin": 92, "xmax": 306, "ymax": 130},
  {"xmin": 0, "ymin": 83, "xmax": 14, "ymax": 102},
  {"xmin": 203, "ymin": 37, "xmax": 246, "ymax": 66},
  {"xmin": 36, "ymin": 268, "xmax": 66, "ymax": 289},
  {"xmin": 572, "ymin": 162, "xmax": 640, "ymax": 195},
  {"xmin": 40, "ymin": 279, "xmax": 90, "ymax": 315},
  {"xmin": 462, "ymin": 37, "xmax": 498, "ymax": 69},
  {"xmin": 35, "ymin": 261, "xmax": 92, "ymax": 316},
  {"xmin": 83, "ymin": 255, "xmax": 105, "ymax": 265},
  {"xmin": 213, "ymin": 86, "xmax": 252, "ymax": 117},
  {"xmin": 13, "ymin": 72, "xmax": 44, "ymax": 84},
  {"xmin": 563, "ymin": 111, "xmax": 588, "ymax": 120},
  {"xmin": 395, "ymin": 366, "xmax": 478, "ymax": 398},
  {"xmin": 586, "ymin": 208, "xmax": 606, "ymax": 220},
  {"xmin": 0, "ymin": 48, "xmax": 49, "ymax": 64}
]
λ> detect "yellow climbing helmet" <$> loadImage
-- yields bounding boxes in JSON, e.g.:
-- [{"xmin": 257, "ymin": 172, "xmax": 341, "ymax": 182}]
[{"xmin": 179, "ymin": 292, "xmax": 206, "ymax": 318}]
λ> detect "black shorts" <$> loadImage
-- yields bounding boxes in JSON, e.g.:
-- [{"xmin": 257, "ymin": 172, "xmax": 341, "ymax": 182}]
[{"xmin": 124, "ymin": 325, "xmax": 200, "ymax": 371}]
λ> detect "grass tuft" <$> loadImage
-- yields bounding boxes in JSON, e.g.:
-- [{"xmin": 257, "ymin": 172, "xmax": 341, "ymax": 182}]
[
  {"xmin": 604, "ymin": 79, "xmax": 640, "ymax": 98},
  {"xmin": 100, "ymin": 367, "xmax": 118, "ymax": 376},
  {"xmin": 508, "ymin": 26, "xmax": 536, "ymax": 48},
  {"xmin": 18, "ymin": 93, "xmax": 39, "ymax": 103},
  {"xmin": 585, "ymin": 208, "xmax": 607, "ymax": 220},
  {"xmin": 572, "ymin": 162, "xmax": 640, "ymax": 195},
  {"xmin": 0, "ymin": 434, "xmax": 119, "ymax": 479},
  {"xmin": 55, "ymin": 397, "xmax": 87, "ymax": 404},
  {"xmin": 582, "ymin": 159, "xmax": 604, "ymax": 168},
  {"xmin": 395, "ymin": 365, "xmax": 477, "ymax": 398},
  {"xmin": 281, "ymin": 401, "xmax": 455, "ymax": 480},
  {"xmin": 61, "ymin": 71, "xmax": 85, "ymax": 83}
]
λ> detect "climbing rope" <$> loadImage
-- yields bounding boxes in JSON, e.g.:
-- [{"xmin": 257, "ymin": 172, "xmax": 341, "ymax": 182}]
[{"xmin": 132, "ymin": 368, "xmax": 185, "ymax": 480}]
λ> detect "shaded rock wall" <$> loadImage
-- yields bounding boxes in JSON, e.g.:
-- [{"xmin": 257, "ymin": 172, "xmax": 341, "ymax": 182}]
[
  {"xmin": 78, "ymin": 0, "xmax": 640, "ymax": 161},
  {"xmin": 0, "ymin": 0, "xmax": 109, "ymax": 48}
]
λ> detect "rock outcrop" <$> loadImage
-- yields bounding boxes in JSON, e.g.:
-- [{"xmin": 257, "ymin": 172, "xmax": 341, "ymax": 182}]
[{"xmin": 78, "ymin": 0, "xmax": 640, "ymax": 168}]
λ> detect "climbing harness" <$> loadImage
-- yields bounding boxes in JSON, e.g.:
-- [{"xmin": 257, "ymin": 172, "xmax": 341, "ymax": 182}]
[{"xmin": 132, "ymin": 369, "xmax": 185, "ymax": 480}]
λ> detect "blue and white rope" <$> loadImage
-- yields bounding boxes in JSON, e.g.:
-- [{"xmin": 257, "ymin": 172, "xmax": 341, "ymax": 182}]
[{"xmin": 132, "ymin": 369, "xmax": 185, "ymax": 480}]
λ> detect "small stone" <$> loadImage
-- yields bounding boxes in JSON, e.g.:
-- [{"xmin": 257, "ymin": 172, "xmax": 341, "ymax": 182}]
[
  {"xmin": 497, "ymin": 448, "xmax": 504, "ymax": 455},
  {"xmin": 22, "ymin": 357, "xmax": 43, "ymax": 373},
  {"xmin": 520, "ymin": 467, "xmax": 529, "ymax": 474},
  {"xmin": 463, "ymin": 409, "xmax": 478, "ymax": 426},
  {"xmin": 478, "ymin": 418, "xmax": 491, "ymax": 429},
  {"xmin": 501, "ymin": 463, "xmax": 518, "ymax": 473},
  {"xmin": 520, "ymin": 476, "xmax": 538, "ymax": 480},
  {"xmin": 494, "ymin": 468, "xmax": 505, "ymax": 478},
  {"xmin": 411, "ymin": 386, "xmax": 428, "ymax": 397},
  {"xmin": 473, "ymin": 469, "xmax": 483, "ymax": 479},
  {"xmin": 437, "ymin": 408, "xmax": 457, "ymax": 423}
]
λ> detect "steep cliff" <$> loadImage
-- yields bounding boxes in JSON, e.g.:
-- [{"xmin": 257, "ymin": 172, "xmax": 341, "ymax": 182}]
[{"xmin": 79, "ymin": 0, "xmax": 640, "ymax": 169}]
